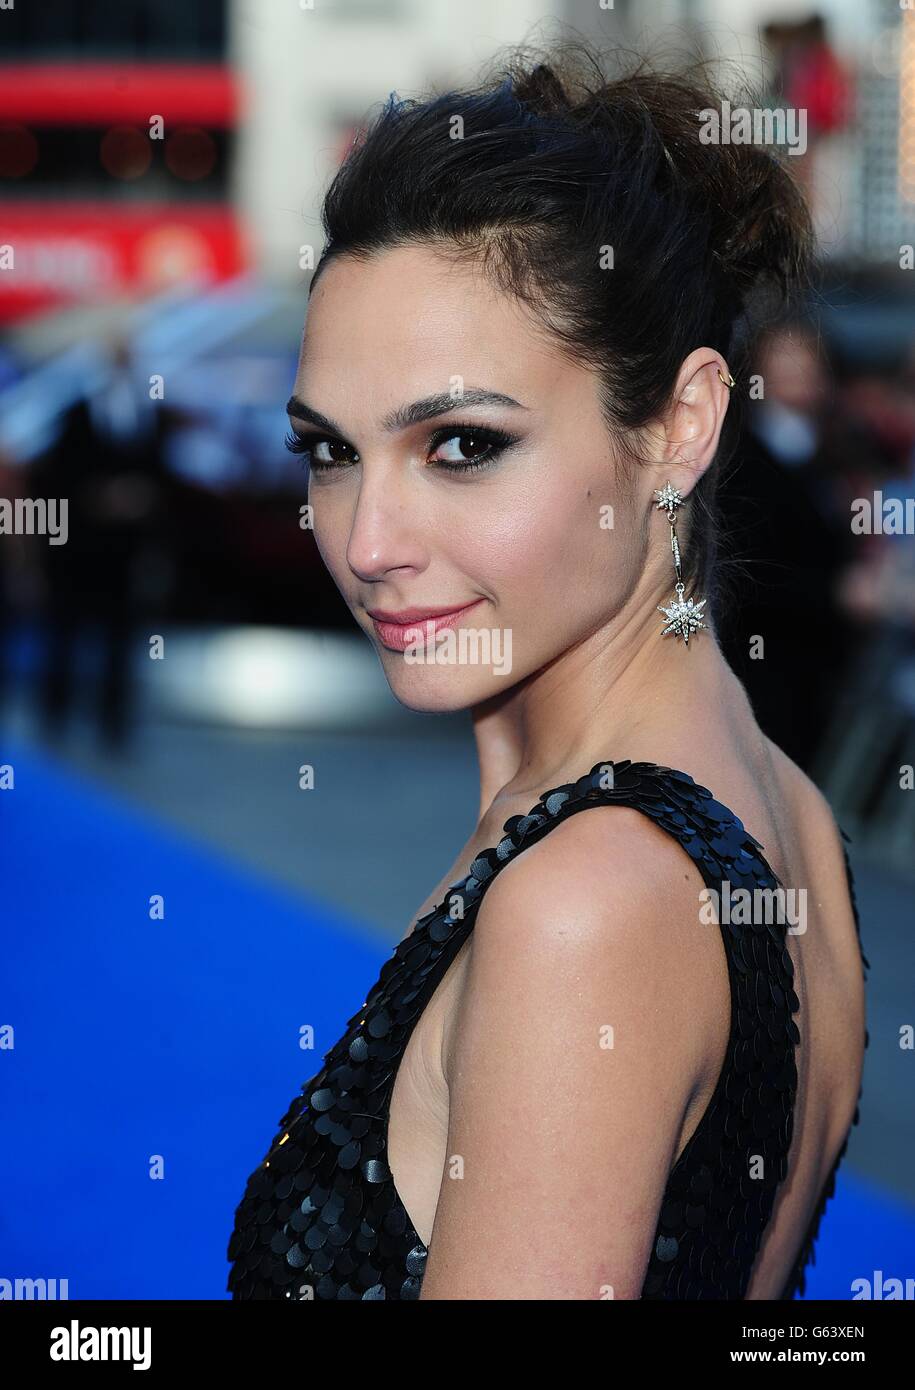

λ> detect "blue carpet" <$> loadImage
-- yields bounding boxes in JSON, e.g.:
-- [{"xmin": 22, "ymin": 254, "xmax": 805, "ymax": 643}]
[
  {"xmin": 2, "ymin": 739, "xmax": 913, "ymax": 1299},
  {"xmin": 1, "ymin": 739, "xmax": 383, "ymax": 1298},
  {"xmin": 798, "ymin": 1170, "xmax": 915, "ymax": 1300}
]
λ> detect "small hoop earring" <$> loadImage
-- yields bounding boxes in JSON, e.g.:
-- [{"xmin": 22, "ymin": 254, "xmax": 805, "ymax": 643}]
[
  {"xmin": 717, "ymin": 367, "xmax": 736, "ymax": 389},
  {"xmin": 653, "ymin": 482, "xmax": 708, "ymax": 646}
]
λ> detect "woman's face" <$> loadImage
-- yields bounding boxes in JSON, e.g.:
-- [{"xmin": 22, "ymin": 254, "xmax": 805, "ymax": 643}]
[{"xmin": 288, "ymin": 243, "xmax": 651, "ymax": 712}]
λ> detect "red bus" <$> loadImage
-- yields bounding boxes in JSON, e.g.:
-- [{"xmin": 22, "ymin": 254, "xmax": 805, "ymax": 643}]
[{"xmin": 0, "ymin": 1, "xmax": 249, "ymax": 323}]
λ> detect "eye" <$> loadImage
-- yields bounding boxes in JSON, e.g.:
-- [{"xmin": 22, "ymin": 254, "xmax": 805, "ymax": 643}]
[
  {"xmin": 284, "ymin": 430, "xmax": 359, "ymax": 470},
  {"xmin": 426, "ymin": 424, "xmax": 517, "ymax": 473}
]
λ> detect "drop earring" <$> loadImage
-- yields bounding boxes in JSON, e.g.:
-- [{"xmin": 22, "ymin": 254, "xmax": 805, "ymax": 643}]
[{"xmin": 654, "ymin": 482, "xmax": 708, "ymax": 645}]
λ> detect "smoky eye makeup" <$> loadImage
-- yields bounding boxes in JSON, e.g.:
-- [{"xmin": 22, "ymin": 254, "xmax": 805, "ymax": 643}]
[{"xmin": 283, "ymin": 420, "xmax": 523, "ymax": 476}]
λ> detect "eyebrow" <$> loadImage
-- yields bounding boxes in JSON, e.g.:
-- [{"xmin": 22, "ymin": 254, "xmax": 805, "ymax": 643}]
[{"xmin": 285, "ymin": 388, "xmax": 528, "ymax": 435}]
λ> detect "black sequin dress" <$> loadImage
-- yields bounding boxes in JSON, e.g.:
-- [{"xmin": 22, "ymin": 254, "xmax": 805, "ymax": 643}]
[{"xmin": 226, "ymin": 759, "xmax": 868, "ymax": 1300}]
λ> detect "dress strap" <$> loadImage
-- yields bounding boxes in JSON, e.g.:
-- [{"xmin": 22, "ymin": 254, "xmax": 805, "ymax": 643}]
[{"xmin": 425, "ymin": 759, "xmax": 787, "ymax": 934}]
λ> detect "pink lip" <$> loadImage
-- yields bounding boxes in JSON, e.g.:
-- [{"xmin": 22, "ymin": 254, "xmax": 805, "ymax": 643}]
[{"xmin": 368, "ymin": 599, "xmax": 484, "ymax": 651}]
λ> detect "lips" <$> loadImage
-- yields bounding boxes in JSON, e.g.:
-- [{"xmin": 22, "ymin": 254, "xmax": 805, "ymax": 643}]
[
  {"xmin": 366, "ymin": 602, "xmax": 481, "ymax": 622},
  {"xmin": 367, "ymin": 599, "xmax": 484, "ymax": 651}
]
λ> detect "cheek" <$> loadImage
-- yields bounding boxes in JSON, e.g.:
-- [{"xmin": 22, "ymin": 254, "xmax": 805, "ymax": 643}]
[{"xmin": 465, "ymin": 475, "xmax": 636, "ymax": 615}]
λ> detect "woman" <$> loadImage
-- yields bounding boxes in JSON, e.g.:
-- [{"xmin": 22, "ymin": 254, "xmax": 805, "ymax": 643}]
[{"xmin": 227, "ymin": 43, "xmax": 867, "ymax": 1300}]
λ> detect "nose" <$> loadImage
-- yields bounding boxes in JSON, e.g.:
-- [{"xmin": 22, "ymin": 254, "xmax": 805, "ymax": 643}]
[{"xmin": 344, "ymin": 465, "xmax": 430, "ymax": 584}]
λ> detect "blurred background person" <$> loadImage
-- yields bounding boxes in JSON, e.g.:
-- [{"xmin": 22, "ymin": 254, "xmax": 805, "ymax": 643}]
[
  {"xmin": 718, "ymin": 318, "xmax": 878, "ymax": 771},
  {"xmin": 28, "ymin": 334, "xmax": 173, "ymax": 750}
]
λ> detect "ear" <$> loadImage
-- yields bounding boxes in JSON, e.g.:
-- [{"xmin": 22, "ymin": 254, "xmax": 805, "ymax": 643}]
[{"xmin": 653, "ymin": 348, "xmax": 734, "ymax": 498}]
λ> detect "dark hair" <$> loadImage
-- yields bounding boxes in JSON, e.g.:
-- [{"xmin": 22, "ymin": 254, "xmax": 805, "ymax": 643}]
[{"xmin": 310, "ymin": 39, "xmax": 815, "ymax": 620}]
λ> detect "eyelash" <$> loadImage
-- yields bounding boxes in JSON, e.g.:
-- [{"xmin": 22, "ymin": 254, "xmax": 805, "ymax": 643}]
[{"xmin": 283, "ymin": 422, "xmax": 518, "ymax": 475}]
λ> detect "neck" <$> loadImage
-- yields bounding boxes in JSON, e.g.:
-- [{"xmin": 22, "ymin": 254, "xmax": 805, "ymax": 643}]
[{"xmin": 470, "ymin": 577, "xmax": 754, "ymax": 821}]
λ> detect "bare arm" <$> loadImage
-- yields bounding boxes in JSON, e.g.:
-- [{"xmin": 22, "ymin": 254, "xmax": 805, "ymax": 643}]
[{"xmin": 419, "ymin": 805, "xmax": 722, "ymax": 1300}]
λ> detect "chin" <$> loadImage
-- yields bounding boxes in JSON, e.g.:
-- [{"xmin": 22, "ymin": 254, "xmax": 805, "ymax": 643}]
[{"xmin": 382, "ymin": 663, "xmax": 505, "ymax": 715}]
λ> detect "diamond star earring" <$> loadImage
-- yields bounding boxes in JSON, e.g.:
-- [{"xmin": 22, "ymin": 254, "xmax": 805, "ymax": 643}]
[{"xmin": 654, "ymin": 481, "xmax": 708, "ymax": 646}]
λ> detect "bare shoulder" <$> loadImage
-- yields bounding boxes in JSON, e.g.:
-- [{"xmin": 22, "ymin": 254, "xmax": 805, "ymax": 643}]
[
  {"xmin": 479, "ymin": 800, "xmax": 708, "ymax": 930},
  {"xmin": 444, "ymin": 800, "xmax": 729, "ymax": 1140},
  {"xmin": 423, "ymin": 804, "xmax": 731, "ymax": 1298}
]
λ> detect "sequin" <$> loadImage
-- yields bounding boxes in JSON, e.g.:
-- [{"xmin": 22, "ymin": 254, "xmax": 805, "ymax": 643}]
[{"xmin": 226, "ymin": 758, "xmax": 868, "ymax": 1301}]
